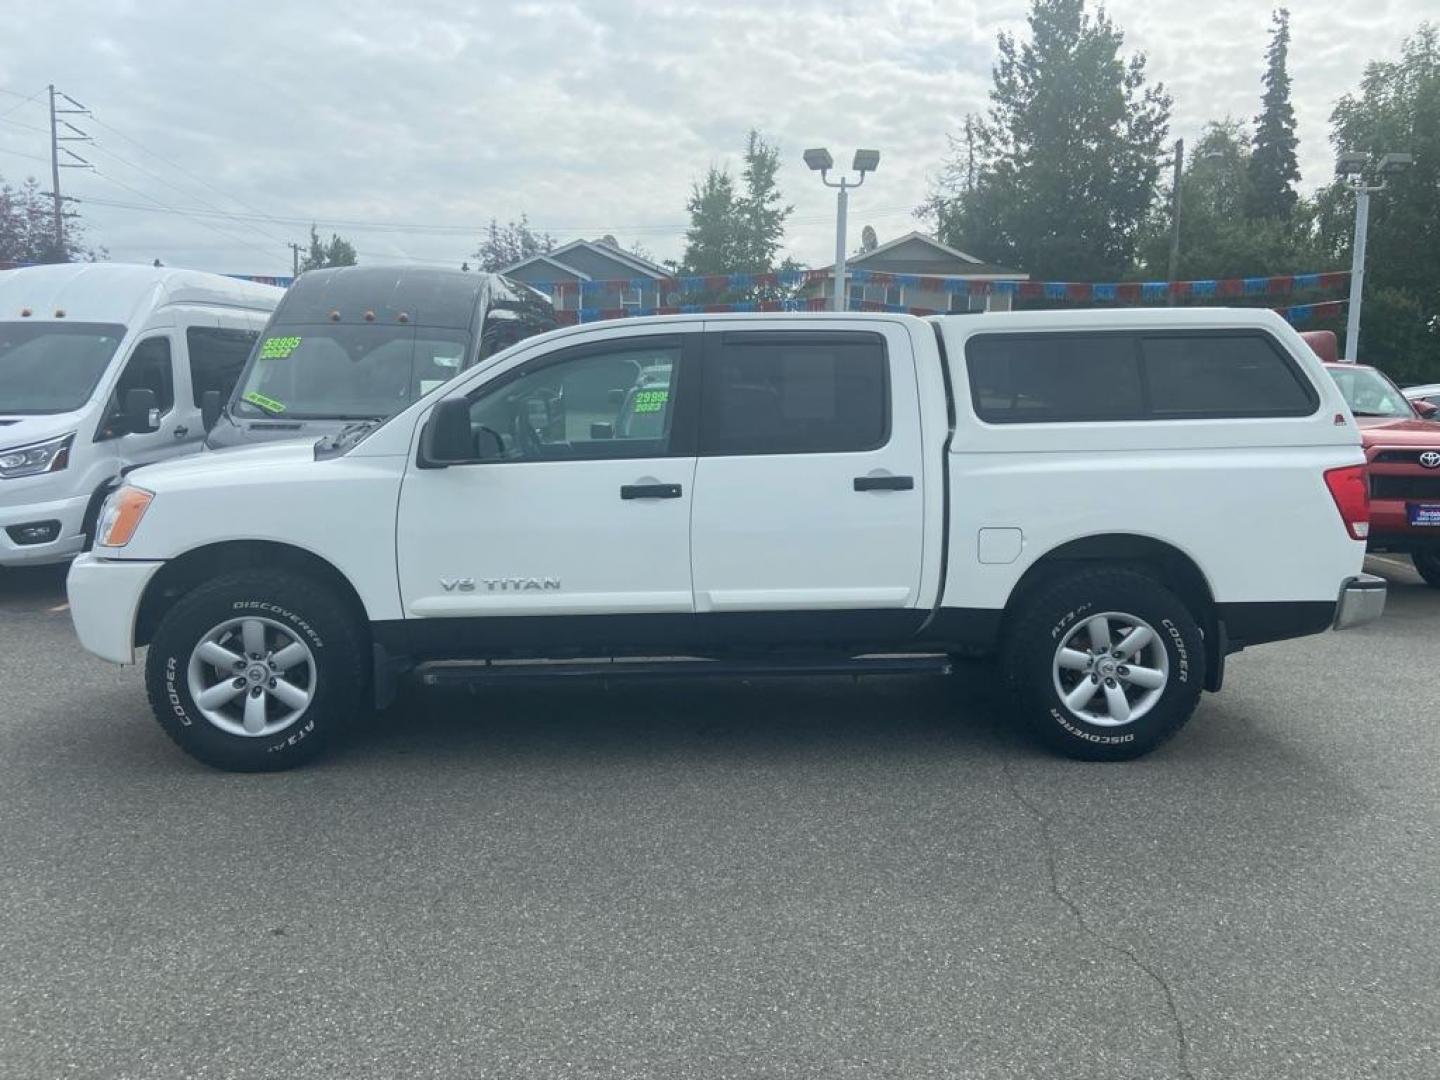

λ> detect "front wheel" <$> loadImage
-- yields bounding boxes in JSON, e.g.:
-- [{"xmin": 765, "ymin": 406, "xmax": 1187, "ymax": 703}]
[
  {"xmin": 145, "ymin": 571, "xmax": 367, "ymax": 770},
  {"xmin": 1413, "ymin": 547, "xmax": 1440, "ymax": 589},
  {"xmin": 1005, "ymin": 568, "xmax": 1206, "ymax": 761}
]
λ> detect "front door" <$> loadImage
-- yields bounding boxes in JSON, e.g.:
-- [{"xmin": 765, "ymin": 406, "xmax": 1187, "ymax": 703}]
[
  {"xmin": 99, "ymin": 333, "xmax": 196, "ymax": 470},
  {"xmin": 396, "ymin": 331, "xmax": 699, "ymax": 653},
  {"xmin": 689, "ymin": 325, "xmax": 927, "ymax": 616}
]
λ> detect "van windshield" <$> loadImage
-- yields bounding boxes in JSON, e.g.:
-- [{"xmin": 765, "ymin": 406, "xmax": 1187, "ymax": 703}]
[
  {"xmin": 0, "ymin": 322, "xmax": 127, "ymax": 415},
  {"xmin": 232, "ymin": 325, "xmax": 470, "ymax": 419}
]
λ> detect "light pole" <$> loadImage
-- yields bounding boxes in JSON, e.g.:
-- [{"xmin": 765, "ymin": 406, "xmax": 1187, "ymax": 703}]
[
  {"xmin": 1335, "ymin": 150, "xmax": 1411, "ymax": 362},
  {"xmin": 1167, "ymin": 137, "xmax": 1184, "ymax": 285},
  {"xmin": 804, "ymin": 148, "xmax": 880, "ymax": 312}
]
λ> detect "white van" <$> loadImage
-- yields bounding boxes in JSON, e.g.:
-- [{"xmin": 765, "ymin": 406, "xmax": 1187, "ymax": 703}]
[{"xmin": 0, "ymin": 264, "xmax": 282, "ymax": 567}]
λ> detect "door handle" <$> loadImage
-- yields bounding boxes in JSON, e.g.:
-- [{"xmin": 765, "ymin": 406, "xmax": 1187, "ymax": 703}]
[
  {"xmin": 853, "ymin": 474, "xmax": 914, "ymax": 492},
  {"xmin": 173, "ymin": 426, "xmax": 189, "ymax": 439},
  {"xmin": 621, "ymin": 483, "xmax": 682, "ymax": 500}
]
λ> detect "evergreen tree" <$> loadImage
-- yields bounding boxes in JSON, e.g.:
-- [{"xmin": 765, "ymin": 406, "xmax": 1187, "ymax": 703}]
[
  {"xmin": 473, "ymin": 214, "xmax": 553, "ymax": 272},
  {"xmin": 679, "ymin": 129, "xmax": 793, "ymax": 279},
  {"xmin": 299, "ymin": 224, "xmax": 357, "ymax": 271},
  {"xmin": 925, "ymin": 0, "xmax": 1171, "ymax": 281},
  {"xmin": 1247, "ymin": 8, "xmax": 1301, "ymax": 219}
]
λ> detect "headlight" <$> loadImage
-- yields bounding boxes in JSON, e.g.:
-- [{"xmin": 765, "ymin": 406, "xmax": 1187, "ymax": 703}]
[
  {"xmin": 0, "ymin": 433, "xmax": 73, "ymax": 479},
  {"xmin": 96, "ymin": 486, "xmax": 154, "ymax": 548}
]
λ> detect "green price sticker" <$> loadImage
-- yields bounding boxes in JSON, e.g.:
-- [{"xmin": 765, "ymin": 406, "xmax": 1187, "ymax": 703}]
[
  {"xmin": 243, "ymin": 391, "xmax": 286, "ymax": 414},
  {"xmin": 631, "ymin": 389, "xmax": 669, "ymax": 414},
  {"xmin": 259, "ymin": 335, "xmax": 302, "ymax": 360}
]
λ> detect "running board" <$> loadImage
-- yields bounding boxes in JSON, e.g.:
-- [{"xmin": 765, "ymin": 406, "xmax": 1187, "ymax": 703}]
[{"xmin": 417, "ymin": 654, "xmax": 952, "ymax": 687}]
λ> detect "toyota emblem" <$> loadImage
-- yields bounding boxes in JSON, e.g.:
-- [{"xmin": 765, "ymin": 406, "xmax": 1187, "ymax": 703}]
[{"xmin": 1421, "ymin": 451, "xmax": 1440, "ymax": 469}]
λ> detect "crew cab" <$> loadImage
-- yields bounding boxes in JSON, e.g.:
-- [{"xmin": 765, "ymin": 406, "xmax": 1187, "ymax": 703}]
[
  {"xmin": 66, "ymin": 308, "xmax": 1384, "ymax": 770},
  {"xmin": 1323, "ymin": 361, "xmax": 1440, "ymax": 587}
]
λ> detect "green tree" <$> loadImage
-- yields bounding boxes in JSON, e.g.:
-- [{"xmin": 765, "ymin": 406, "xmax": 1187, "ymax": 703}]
[
  {"xmin": 926, "ymin": 0, "xmax": 1171, "ymax": 281},
  {"xmin": 679, "ymin": 129, "xmax": 793, "ymax": 280},
  {"xmin": 1314, "ymin": 23, "xmax": 1440, "ymax": 382},
  {"xmin": 0, "ymin": 173, "xmax": 102, "ymax": 264},
  {"xmin": 473, "ymin": 214, "xmax": 553, "ymax": 272},
  {"xmin": 299, "ymin": 224, "xmax": 357, "ymax": 271},
  {"xmin": 1247, "ymin": 8, "xmax": 1301, "ymax": 219},
  {"xmin": 1137, "ymin": 119, "xmax": 1328, "ymax": 279}
]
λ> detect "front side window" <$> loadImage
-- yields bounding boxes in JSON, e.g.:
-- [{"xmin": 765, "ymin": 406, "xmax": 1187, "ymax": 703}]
[
  {"xmin": 699, "ymin": 332, "xmax": 888, "ymax": 455},
  {"xmin": 233, "ymin": 325, "xmax": 468, "ymax": 419},
  {"xmin": 187, "ymin": 327, "xmax": 258, "ymax": 406},
  {"xmin": 1328, "ymin": 366, "xmax": 1414, "ymax": 418},
  {"xmin": 0, "ymin": 322, "xmax": 126, "ymax": 415},
  {"xmin": 467, "ymin": 340, "xmax": 682, "ymax": 461},
  {"xmin": 100, "ymin": 336, "xmax": 175, "ymax": 438}
]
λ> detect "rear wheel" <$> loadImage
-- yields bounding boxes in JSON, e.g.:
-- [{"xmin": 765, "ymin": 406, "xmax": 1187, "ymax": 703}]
[
  {"xmin": 1005, "ymin": 568, "xmax": 1206, "ymax": 760},
  {"xmin": 1413, "ymin": 547, "xmax": 1440, "ymax": 589},
  {"xmin": 145, "ymin": 571, "xmax": 366, "ymax": 770}
]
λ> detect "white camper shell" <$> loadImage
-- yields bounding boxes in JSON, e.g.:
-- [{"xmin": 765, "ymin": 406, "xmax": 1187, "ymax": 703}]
[{"xmin": 0, "ymin": 264, "xmax": 282, "ymax": 566}]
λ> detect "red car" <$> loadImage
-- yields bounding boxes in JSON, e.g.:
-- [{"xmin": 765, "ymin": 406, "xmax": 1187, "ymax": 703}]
[{"xmin": 1323, "ymin": 361, "xmax": 1440, "ymax": 587}]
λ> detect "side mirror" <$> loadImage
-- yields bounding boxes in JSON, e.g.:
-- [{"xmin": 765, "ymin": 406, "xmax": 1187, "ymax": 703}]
[
  {"xmin": 1413, "ymin": 399, "xmax": 1438, "ymax": 420},
  {"xmin": 418, "ymin": 398, "xmax": 479, "ymax": 468},
  {"xmin": 122, "ymin": 388, "xmax": 160, "ymax": 434},
  {"xmin": 201, "ymin": 390, "xmax": 223, "ymax": 432}
]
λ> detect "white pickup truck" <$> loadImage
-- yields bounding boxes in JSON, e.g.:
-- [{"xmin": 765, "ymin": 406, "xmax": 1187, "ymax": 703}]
[{"xmin": 67, "ymin": 308, "xmax": 1385, "ymax": 770}]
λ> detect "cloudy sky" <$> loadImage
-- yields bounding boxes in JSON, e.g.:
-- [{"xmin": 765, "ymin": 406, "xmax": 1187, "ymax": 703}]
[{"xmin": 1, "ymin": 0, "xmax": 1433, "ymax": 277}]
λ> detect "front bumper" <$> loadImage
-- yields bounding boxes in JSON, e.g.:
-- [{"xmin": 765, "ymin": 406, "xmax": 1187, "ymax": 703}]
[
  {"xmin": 65, "ymin": 552, "xmax": 164, "ymax": 664},
  {"xmin": 0, "ymin": 491, "xmax": 90, "ymax": 567},
  {"xmin": 1333, "ymin": 573, "xmax": 1387, "ymax": 631}
]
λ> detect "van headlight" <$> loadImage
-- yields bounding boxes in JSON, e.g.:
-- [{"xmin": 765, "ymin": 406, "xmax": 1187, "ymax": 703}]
[
  {"xmin": 0, "ymin": 433, "xmax": 73, "ymax": 478},
  {"xmin": 96, "ymin": 486, "xmax": 155, "ymax": 549}
]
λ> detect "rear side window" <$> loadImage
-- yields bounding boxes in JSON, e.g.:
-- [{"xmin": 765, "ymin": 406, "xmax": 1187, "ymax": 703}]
[
  {"xmin": 700, "ymin": 332, "xmax": 888, "ymax": 454},
  {"xmin": 187, "ymin": 327, "xmax": 258, "ymax": 406},
  {"xmin": 966, "ymin": 334, "xmax": 1143, "ymax": 423},
  {"xmin": 1141, "ymin": 334, "xmax": 1317, "ymax": 417},
  {"xmin": 965, "ymin": 330, "xmax": 1318, "ymax": 423}
]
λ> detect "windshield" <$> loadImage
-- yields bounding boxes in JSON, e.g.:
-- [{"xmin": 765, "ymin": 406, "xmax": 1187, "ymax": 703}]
[
  {"xmin": 1327, "ymin": 366, "xmax": 1415, "ymax": 418},
  {"xmin": 232, "ymin": 324, "xmax": 470, "ymax": 419},
  {"xmin": 0, "ymin": 322, "xmax": 127, "ymax": 415}
]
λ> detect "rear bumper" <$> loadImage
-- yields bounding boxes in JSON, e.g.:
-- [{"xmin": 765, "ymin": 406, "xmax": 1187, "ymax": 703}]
[
  {"xmin": 1333, "ymin": 573, "xmax": 1387, "ymax": 631},
  {"xmin": 66, "ymin": 552, "xmax": 164, "ymax": 664}
]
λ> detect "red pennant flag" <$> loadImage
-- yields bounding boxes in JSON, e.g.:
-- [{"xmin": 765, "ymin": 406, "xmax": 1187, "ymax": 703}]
[
  {"xmin": 1116, "ymin": 282, "xmax": 1141, "ymax": 303},
  {"xmin": 1268, "ymin": 275, "xmax": 1295, "ymax": 294}
]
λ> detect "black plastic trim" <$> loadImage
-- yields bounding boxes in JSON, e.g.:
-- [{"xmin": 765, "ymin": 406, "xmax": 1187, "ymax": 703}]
[{"xmin": 1217, "ymin": 600, "xmax": 1336, "ymax": 649}]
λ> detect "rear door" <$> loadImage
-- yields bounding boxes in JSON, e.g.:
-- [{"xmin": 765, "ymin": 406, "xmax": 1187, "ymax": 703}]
[{"xmin": 689, "ymin": 323, "xmax": 927, "ymax": 616}]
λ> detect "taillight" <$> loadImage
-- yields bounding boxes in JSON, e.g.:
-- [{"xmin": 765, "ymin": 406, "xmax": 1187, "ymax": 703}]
[{"xmin": 1324, "ymin": 465, "xmax": 1370, "ymax": 541}]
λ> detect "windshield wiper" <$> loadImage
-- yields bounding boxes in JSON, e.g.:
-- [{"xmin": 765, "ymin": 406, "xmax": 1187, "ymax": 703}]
[{"xmin": 313, "ymin": 418, "xmax": 383, "ymax": 460}]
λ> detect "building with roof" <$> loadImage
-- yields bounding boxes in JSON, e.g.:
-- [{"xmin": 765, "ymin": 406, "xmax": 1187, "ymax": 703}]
[
  {"xmin": 502, "ymin": 238, "xmax": 672, "ymax": 313},
  {"xmin": 801, "ymin": 231, "xmax": 1027, "ymax": 313}
]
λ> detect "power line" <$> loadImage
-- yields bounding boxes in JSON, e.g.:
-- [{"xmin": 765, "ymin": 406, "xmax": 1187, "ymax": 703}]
[
  {"xmin": 0, "ymin": 88, "xmax": 45, "ymax": 121},
  {"xmin": 88, "ymin": 167, "xmax": 281, "ymax": 263}
]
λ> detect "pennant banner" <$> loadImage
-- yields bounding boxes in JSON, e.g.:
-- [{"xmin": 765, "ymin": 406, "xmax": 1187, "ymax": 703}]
[
  {"xmin": 532, "ymin": 269, "xmax": 1349, "ymax": 301},
  {"xmin": 554, "ymin": 297, "xmax": 1347, "ymax": 326}
]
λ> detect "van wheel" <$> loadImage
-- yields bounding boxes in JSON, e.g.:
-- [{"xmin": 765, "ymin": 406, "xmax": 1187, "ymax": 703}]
[
  {"xmin": 1413, "ymin": 547, "xmax": 1440, "ymax": 589},
  {"xmin": 1005, "ymin": 568, "xmax": 1205, "ymax": 761},
  {"xmin": 144, "ymin": 571, "xmax": 366, "ymax": 771}
]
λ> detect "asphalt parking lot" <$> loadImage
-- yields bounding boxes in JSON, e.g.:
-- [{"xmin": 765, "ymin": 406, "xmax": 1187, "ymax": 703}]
[{"xmin": 0, "ymin": 558, "xmax": 1436, "ymax": 1080}]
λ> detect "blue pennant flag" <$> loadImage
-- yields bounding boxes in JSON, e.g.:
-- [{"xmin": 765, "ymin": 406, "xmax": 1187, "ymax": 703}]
[
  {"xmin": 1093, "ymin": 283, "xmax": 1117, "ymax": 301},
  {"xmin": 1141, "ymin": 282, "xmax": 1169, "ymax": 301},
  {"xmin": 1190, "ymin": 280, "xmax": 1217, "ymax": 297},
  {"xmin": 728, "ymin": 273, "xmax": 754, "ymax": 291},
  {"xmin": 1243, "ymin": 277, "xmax": 1267, "ymax": 294},
  {"xmin": 1044, "ymin": 283, "xmax": 1067, "ymax": 301},
  {"xmin": 1294, "ymin": 273, "xmax": 1320, "ymax": 290}
]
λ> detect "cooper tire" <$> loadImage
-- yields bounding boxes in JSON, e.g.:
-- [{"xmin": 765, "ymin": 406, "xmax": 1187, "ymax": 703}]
[
  {"xmin": 1005, "ymin": 568, "xmax": 1206, "ymax": 761},
  {"xmin": 144, "ymin": 571, "xmax": 366, "ymax": 771},
  {"xmin": 1413, "ymin": 547, "xmax": 1440, "ymax": 589}
]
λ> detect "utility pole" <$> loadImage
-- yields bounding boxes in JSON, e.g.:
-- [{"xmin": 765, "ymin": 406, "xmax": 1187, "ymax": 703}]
[
  {"xmin": 1167, "ymin": 137, "xmax": 1184, "ymax": 286},
  {"xmin": 288, "ymin": 242, "xmax": 302, "ymax": 278},
  {"xmin": 46, "ymin": 85, "xmax": 93, "ymax": 262}
]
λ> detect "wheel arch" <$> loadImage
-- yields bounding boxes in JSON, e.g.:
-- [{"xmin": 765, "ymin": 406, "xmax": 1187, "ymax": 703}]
[
  {"xmin": 135, "ymin": 539, "xmax": 371, "ymax": 652},
  {"xmin": 1001, "ymin": 532, "xmax": 1223, "ymax": 690}
]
